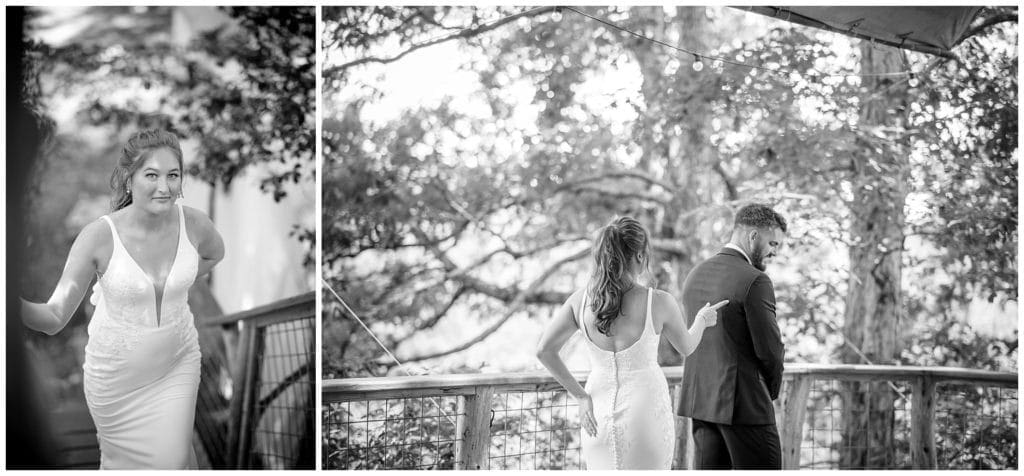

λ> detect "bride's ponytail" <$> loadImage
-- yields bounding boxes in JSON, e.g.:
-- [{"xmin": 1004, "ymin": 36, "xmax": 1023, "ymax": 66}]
[{"xmin": 588, "ymin": 216, "xmax": 650, "ymax": 336}]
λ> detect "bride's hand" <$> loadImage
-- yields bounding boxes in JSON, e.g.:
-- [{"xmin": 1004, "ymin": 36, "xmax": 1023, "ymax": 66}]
[
  {"xmin": 576, "ymin": 393, "xmax": 598, "ymax": 437},
  {"xmin": 697, "ymin": 300, "xmax": 729, "ymax": 327}
]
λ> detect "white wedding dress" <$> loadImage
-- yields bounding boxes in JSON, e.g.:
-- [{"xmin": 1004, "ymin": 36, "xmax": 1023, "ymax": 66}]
[
  {"xmin": 84, "ymin": 203, "xmax": 201, "ymax": 469},
  {"xmin": 576, "ymin": 287, "xmax": 675, "ymax": 469}
]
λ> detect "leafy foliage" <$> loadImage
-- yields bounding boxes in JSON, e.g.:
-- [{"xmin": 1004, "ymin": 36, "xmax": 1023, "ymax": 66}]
[{"xmin": 325, "ymin": 7, "xmax": 1016, "ymax": 382}]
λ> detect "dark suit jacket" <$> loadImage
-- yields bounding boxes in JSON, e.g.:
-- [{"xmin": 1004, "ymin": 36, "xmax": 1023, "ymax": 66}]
[{"xmin": 676, "ymin": 247, "xmax": 785, "ymax": 426}]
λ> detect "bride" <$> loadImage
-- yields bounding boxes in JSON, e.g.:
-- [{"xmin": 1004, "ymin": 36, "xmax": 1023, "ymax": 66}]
[
  {"xmin": 20, "ymin": 130, "xmax": 224, "ymax": 469},
  {"xmin": 536, "ymin": 216, "xmax": 725, "ymax": 469}
]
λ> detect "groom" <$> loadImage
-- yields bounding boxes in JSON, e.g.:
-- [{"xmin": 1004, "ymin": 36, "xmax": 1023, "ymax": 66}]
[{"xmin": 677, "ymin": 203, "xmax": 787, "ymax": 469}]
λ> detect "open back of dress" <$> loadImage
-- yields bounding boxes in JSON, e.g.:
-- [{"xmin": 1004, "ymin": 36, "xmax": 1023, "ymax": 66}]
[{"xmin": 576, "ymin": 287, "xmax": 675, "ymax": 469}]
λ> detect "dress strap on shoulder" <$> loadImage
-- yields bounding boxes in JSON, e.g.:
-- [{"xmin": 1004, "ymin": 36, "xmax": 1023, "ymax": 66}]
[
  {"xmin": 645, "ymin": 287, "xmax": 654, "ymax": 328},
  {"xmin": 176, "ymin": 203, "xmax": 187, "ymax": 231},
  {"xmin": 577, "ymin": 290, "xmax": 588, "ymax": 330},
  {"xmin": 101, "ymin": 215, "xmax": 123, "ymax": 246}
]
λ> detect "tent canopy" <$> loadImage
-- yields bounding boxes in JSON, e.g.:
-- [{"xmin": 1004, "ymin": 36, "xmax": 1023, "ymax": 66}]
[{"xmin": 740, "ymin": 6, "xmax": 984, "ymax": 58}]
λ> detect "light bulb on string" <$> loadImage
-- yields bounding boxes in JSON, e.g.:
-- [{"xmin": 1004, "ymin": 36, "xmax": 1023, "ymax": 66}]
[
  {"xmin": 552, "ymin": 7, "xmax": 562, "ymax": 22},
  {"xmin": 908, "ymin": 73, "xmax": 919, "ymax": 88},
  {"xmin": 692, "ymin": 54, "xmax": 704, "ymax": 72}
]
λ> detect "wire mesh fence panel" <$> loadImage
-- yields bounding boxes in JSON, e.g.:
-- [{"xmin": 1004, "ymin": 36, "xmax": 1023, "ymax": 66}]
[
  {"xmin": 245, "ymin": 317, "xmax": 315, "ymax": 469},
  {"xmin": 934, "ymin": 384, "xmax": 1018, "ymax": 469},
  {"xmin": 798, "ymin": 378, "xmax": 914, "ymax": 469},
  {"xmin": 323, "ymin": 396, "xmax": 463, "ymax": 469},
  {"xmin": 322, "ymin": 367, "xmax": 1016, "ymax": 470},
  {"xmin": 487, "ymin": 390, "xmax": 582, "ymax": 470}
]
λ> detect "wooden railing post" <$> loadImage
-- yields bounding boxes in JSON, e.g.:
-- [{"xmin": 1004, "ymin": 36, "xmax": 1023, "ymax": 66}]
[
  {"xmin": 910, "ymin": 375, "xmax": 937, "ymax": 469},
  {"xmin": 455, "ymin": 386, "xmax": 493, "ymax": 470},
  {"xmin": 781, "ymin": 375, "xmax": 811, "ymax": 470}
]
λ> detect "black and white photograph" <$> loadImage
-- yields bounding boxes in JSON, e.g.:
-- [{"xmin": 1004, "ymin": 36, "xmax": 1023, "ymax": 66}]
[
  {"xmin": 8, "ymin": 6, "xmax": 315, "ymax": 469},
  {"xmin": 322, "ymin": 5, "xmax": 1018, "ymax": 471}
]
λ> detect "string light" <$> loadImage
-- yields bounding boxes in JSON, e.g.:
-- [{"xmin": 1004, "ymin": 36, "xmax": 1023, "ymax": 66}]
[
  {"xmin": 562, "ymin": 6, "xmax": 916, "ymax": 80},
  {"xmin": 342, "ymin": 6, "xmax": 921, "ymax": 83},
  {"xmin": 692, "ymin": 54, "xmax": 704, "ymax": 72}
]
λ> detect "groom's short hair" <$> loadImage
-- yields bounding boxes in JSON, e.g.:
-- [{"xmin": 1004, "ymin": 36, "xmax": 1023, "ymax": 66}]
[{"xmin": 734, "ymin": 203, "xmax": 787, "ymax": 233}]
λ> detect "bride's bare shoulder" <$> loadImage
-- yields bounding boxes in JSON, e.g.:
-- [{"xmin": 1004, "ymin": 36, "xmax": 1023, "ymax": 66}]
[
  {"xmin": 77, "ymin": 216, "xmax": 113, "ymax": 246},
  {"xmin": 565, "ymin": 288, "xmax": 588, "ymax": 316}
]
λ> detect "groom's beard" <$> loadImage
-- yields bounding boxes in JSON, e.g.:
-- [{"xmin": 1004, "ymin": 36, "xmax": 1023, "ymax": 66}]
[{"xmin": 751, "ymin": 246, "xmax": 768, "ymax": 271}]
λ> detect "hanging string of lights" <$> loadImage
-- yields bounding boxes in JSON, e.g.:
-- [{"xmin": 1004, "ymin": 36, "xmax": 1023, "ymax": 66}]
[
  {"xmin": 347, "ymin": 6, "xmax": 925, "ymax": 82},
  {"xmin": 559, "ymin": 6, "xmax": 918, "ymax": 80}
]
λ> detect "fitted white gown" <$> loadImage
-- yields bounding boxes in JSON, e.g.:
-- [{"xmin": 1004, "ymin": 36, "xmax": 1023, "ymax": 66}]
[
  {"xmin": 85, "ymin": 203, "xmax": 201, "ymax": 469},
  {"xmin": 576, "ymin": 287, "xmax": 675, "ymax": 470}
]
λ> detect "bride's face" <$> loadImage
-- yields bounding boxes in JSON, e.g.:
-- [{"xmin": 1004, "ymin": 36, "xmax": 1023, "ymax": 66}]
[{"xmin": 129, "ymin": 148, "xmax": 182, "ymax": 214}]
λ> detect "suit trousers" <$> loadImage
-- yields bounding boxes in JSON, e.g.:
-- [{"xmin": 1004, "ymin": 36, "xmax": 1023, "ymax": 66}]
[{"xmin": 691, "ymin": 418, "xmax": 782, "ymax": 469}]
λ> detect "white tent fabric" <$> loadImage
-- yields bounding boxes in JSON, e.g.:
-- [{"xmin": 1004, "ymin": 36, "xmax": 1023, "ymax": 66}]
[{"xmin": 741, "ymin": 6, "xmax": 984, "ymax": 58}]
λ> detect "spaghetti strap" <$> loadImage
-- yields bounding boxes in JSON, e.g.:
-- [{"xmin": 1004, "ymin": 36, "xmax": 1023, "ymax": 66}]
[
  {"xmin": 578, "ymin": 291, "xmax": 591, "ymax": 340},
  {"xmin": 645, "ymin": 287, "xmax": 653, "ymax": 330},
  {"xmin": 176, "ymin": 203, "xmax": 187, "ymax": 233},
  {"xmin": 101, "ymin": 216, "xmax": 125, "ymax": 251}
]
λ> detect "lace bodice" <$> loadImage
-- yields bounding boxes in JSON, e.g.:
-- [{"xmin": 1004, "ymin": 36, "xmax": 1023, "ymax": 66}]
[
  {"xmin": 577, "ymin": 287, "xmax": 675, "ymax": 469},
  {"xmin": 88, "ymin": 204, "xmax": 198, "ymax": 355},
  {"xmin": 578, "ymin": 288, "xmax": 661, "ymax": 372}
]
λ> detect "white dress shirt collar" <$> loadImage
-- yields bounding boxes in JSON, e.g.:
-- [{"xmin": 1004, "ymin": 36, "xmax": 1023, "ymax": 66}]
[{"xmin": 724, "ymin": 243, "xmax": 752, "ymax": 266}]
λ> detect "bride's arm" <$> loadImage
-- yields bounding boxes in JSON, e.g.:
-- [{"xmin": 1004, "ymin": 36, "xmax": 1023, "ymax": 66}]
[
  {"xmin": 20, "ymin": 220, "xmax": 104, "ymax": 335},
  {"xmin": 536, "ymin": 292, "xmax": 587, "ymax": 399},
  {"xmin": 536, "ymin": 291, "xmax": 597, "ymax": 436},
  {"xmin": 659, "ymin": 291, "xmax": 726, "ymax": 357},
  {"xmin": 185, "ymin": 206, "xmax": 224, "ymax": 277}
]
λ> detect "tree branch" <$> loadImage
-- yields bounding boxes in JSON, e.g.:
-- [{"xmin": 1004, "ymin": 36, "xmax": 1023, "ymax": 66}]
[
  {"xmin": 324, "ymin": 6, "xmax": 556, "ymax": 79},
  {"xmin": 963, "ymin": 12, "xmax": 1018, "ymax": 40},
  {"xmin": 449, "ymin": 235, "xmax": 590, "ymax": 280},
  {"xmin": 564, "ymin": 184, "xmax": 673, "ymax": 206},
  {"xmin": 389, "ymin": 286, "xmax": 468, "ymax": 343},
  {"xmin": 397, "ymin": 247, "xmax": 589, "ymax": 363},
  {"xmin": 713, "ymin": 162, "xmax": 738, "ymax": 201},
  {"xmin": 556, "ymin": 170, "xmax": 677, "ymax": 193},
  {"xmin": 411, "ymin": 227, "xmax": 572, "ymax": 305}
]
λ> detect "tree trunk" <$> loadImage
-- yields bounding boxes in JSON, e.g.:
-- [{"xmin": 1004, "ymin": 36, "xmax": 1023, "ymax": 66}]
[
  {"xmin": 622, "ymin": 8, "xmax": 713, "ymax": 469},
  {"xmin": 839, "ymin": 42, "xmax": 909, "ymax": 469}
]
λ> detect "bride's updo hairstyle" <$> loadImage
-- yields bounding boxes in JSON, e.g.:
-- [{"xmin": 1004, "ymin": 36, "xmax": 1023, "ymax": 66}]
[
  {"xmin": 588, "ymin": 216, "xmax": 650, "ymax": 336},
  {"xmin": 109, "ymin": 129, "xmax": 184, "ymax": 211}
]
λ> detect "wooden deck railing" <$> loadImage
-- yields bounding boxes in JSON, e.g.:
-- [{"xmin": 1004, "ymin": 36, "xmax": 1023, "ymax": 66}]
[
  {"xmin": 200, "ymin": 291, "xmax": 316, "ymax": 469},
  {"xmin": 49, "ymin": 291, "xmax": 316, "ymax": 469},
  {"xmin": 323, "ymin": 364, "xmax": 1017, "ymax": 470}
]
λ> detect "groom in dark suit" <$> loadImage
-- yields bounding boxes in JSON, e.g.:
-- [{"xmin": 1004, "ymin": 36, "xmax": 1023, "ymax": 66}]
[{"xmin": 677, "ymin": 203, "xmax": 787, "ymax": 469}]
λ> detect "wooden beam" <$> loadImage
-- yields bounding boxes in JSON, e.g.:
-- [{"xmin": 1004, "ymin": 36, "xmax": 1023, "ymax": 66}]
[
  {"xmin": 455, "ymin": 386, "xmax": 494, "ymax": 470},
  {"xmin": 910, "ymin": 375, "xmax": 938, "ymax": 469},
  {"xmin": 781, "ymin": 376, "xmax": 812, "ymax": 469},
  {"xmin": 324, "ymin": 364, "xmax": 1015, "ymax": 404}
]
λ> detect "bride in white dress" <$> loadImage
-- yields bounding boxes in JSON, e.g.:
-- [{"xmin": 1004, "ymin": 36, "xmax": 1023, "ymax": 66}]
[
  {"xmin": 537, "ymin": 216, "xmax": 725, "ymax": 470},
  {"xmin": 20, "ymin": 130, "xmax": 224, "ymax": 469}
]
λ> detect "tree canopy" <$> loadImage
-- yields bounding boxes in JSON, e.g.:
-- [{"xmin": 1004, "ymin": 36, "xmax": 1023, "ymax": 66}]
[{"xmin": 324, "ymin": 6, "xmax": 1016, "ymax": 379}]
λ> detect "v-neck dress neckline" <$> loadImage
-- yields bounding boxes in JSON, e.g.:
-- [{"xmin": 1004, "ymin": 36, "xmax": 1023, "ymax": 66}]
[{"xmin": 101, "ymin": 204, "xmax": 185, "ymax": 327}]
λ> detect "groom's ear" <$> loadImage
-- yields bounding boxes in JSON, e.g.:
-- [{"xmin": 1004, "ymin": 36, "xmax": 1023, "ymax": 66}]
[{"xmin": 747, "ymin": 228, "xmax": 759, "ymax": 243}]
